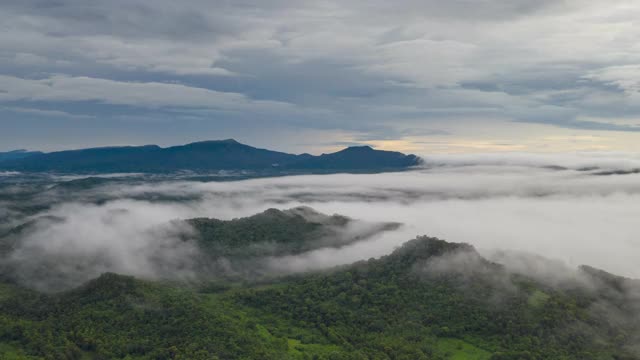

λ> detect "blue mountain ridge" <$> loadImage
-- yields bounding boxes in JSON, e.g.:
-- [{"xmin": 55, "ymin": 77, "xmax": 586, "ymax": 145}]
[{"xmin": 0, "ymin": 139, "xmax": 422, "ymax": 173}]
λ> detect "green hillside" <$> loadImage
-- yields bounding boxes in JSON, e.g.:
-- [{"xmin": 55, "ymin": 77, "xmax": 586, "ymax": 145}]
[
  {"xmin": 188, "ymin": 206, "xmax": 401, "ymax": 257},
  {"xmin": 0, "ymin": 236, "xmax": 637, "ymax": 360}
]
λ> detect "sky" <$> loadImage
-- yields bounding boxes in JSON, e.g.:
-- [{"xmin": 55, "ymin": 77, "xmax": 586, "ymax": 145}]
[{"xmin": 1, "ymin": 0, "xmax": 640, "ymax": 154}]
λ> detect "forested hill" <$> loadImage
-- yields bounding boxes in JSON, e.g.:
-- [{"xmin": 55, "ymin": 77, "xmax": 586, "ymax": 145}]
[
  {"xmin": 0, "ymin": 139, "xmax": 421, "ymax": 173},
  {"xmin": 187, "ymin": 206, "xmax": 402, "ymax": 257},
  {"xmin": 0, "ymin": 235, "xmax": 638, "ymax": 359},
  {"xmin": 0, "ymin": 207, "xmax": 402, "ymax": 291}
]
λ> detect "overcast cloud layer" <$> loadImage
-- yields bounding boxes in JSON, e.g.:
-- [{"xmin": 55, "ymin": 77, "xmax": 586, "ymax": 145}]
[{"xmin": 2, "ymin": 1, "xmax": 640, "ymax": 152}]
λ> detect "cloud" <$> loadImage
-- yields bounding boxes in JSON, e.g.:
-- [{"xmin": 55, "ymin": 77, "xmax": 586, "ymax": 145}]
[
  {"xmin": 0, "ymin": 105, "xmax": 95, "ymax": 119},
  {"xmin": 584, "ymin": 65, "xmax": 640, "ymax": 94},
  {"xmin": 2, "ymin": 199, "xmax": 202, "ymax": 291},
  {"xmin": 106, "ymin": 154, "xmax": 640, "ymax": 280},
  {"xmin": 515, "ymin": 116, "xmax": 640, "ymax": 132},
  {"xmin": 0, "ymin": 75, "xmax": 295, "ymax": 112},
  {"xmin": 2, "ymin": 0, "xmax": 640, "ymax": 150},
  {"xmin": 3, "ymin": 152, "xmax": 640, "ymax": 294}
]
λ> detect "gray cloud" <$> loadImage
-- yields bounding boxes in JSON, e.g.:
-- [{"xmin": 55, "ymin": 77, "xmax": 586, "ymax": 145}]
[
  {"xmin": 0, "ymin": 74, "xmax": 296, "ymax": 111},
  {"xmin": 1, "ymin": 0, "xmax": 640, "ymax": 149}
]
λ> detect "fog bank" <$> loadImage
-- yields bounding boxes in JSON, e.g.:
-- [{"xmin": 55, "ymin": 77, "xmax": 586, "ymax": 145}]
[{"xmin": 2, "ymin": 152, "xmax": 640, "ymax": 288}]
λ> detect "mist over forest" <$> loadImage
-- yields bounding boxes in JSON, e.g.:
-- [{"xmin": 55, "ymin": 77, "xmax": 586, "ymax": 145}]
[{"xmin": 3, "ymin": 152, "xmax": 640, "ymax": 283}]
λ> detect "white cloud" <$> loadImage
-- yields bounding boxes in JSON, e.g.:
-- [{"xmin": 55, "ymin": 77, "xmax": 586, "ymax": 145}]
[
  {"xmin": 585, "ymin": 65, "xmax": 640, "ymax": 95},
  {"xmin": 0, "ymin": 74, "xmax": 294, "ymax": 111},
  {"xmin": 7, "ymin": 153, "xmax": 640, "ymax": 287}
]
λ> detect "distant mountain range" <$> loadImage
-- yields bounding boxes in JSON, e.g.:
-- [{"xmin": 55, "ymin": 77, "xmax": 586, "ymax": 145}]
[
  {"xmin": 0, "ymin": 139, "xmax": 422, "ymax": 173},
  {"xmin": 0, "ymin": 149, "xmax": 43, "ymax": 163}
]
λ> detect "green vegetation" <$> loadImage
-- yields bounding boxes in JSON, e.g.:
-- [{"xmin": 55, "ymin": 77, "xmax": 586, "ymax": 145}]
[
  {"xmin": 188, "ymin": 207, "xmax": 344, "ymax": 257},
  {"xmin": 188, "ymin": 207, "xmax": 399, "ymax": 258},
  {"xmin": 434, "ymin": 339, "xmax": 491, "ymax": 360},
  {"xmin": 0, "ymin": 236, "xmax": 638, "ymax": 359}
]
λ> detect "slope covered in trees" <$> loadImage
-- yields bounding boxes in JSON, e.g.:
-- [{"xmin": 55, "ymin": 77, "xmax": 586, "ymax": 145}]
[
  {"xmin": 187, "ymin": 206, "xmax": 401, "ymax": 257},
  {"xmin": 0, "ymin": 233, "xmax": 638, "ymax": 359}
]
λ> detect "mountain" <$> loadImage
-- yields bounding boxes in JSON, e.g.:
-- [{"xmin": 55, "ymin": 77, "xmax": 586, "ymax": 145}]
[
  {"xmin": 0, "ymin": 233, "xmax": 638, "ymax": 359},
  {"xmin": 0, "ymin": 140, "xmax": 422, "ymax": 173},
  {"xmin": 0, "ymin": 150, "xmax": 42, "ymax": 163},
  {"xmin": 287, "ymin": 145, "xmax": 420, "ymax": 170}
]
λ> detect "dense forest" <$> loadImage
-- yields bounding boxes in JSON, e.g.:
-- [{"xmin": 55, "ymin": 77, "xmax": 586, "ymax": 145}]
[
  {"xmin": 0, "ymin": 209, "xmax": 638, "ymax": 359},
  {"xmin": 187, "ymin": 206, "xmax": 400, "ymax": 258}
]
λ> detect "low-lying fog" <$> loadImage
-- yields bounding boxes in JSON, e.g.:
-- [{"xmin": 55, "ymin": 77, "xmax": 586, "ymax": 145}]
[{"xmin": 3, "ymin": 152, "xmax": 640, "ymax": 288}]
